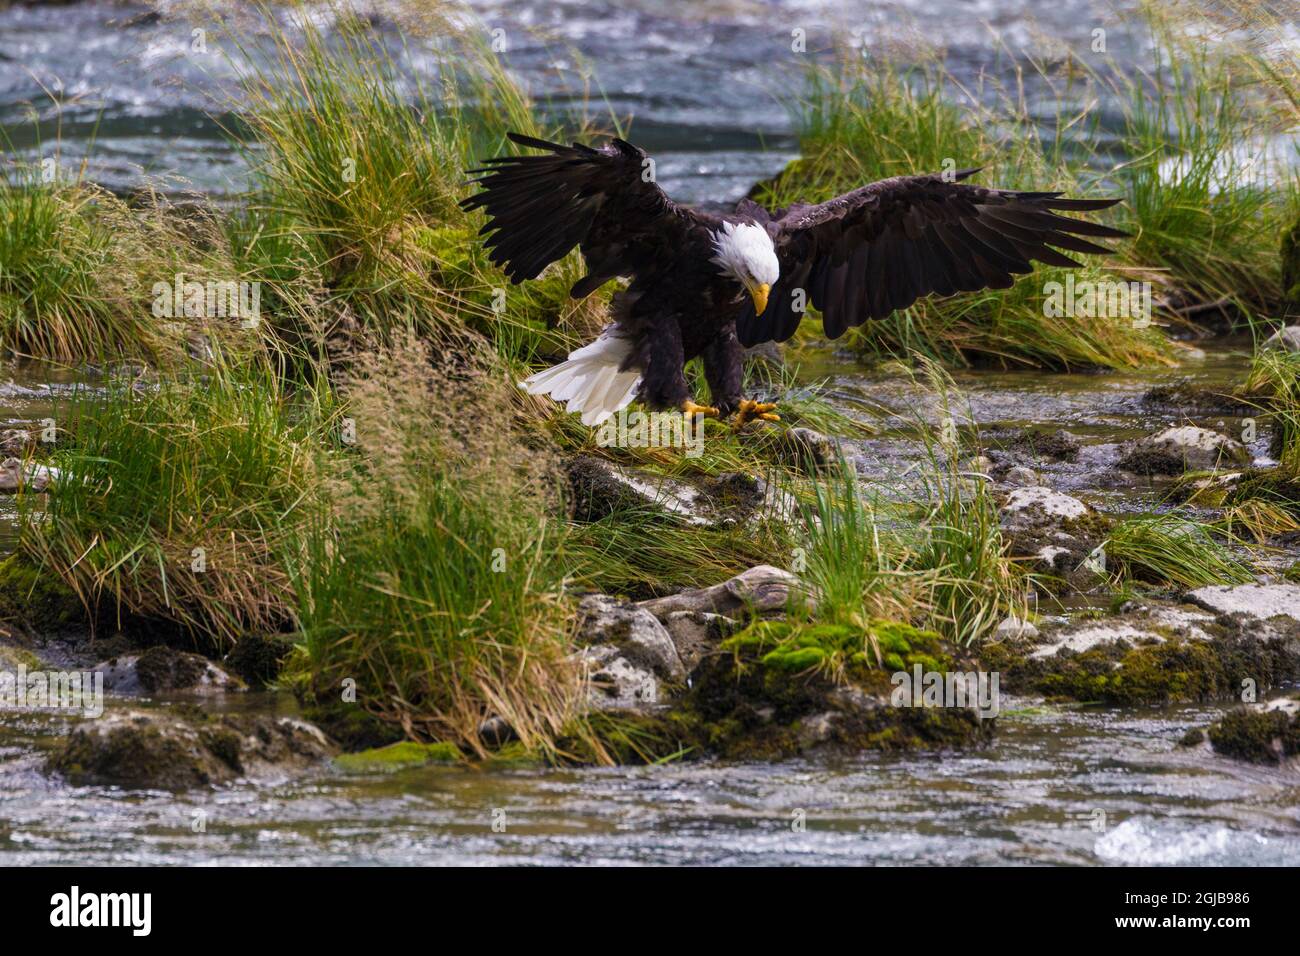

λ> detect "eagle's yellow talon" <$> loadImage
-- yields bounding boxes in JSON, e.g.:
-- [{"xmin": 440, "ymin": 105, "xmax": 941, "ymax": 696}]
[
  {"xmin": 681, "ymin": 400, "xmax": 720, "ymax": 418},
  {"xmin": 732, "ymin": 399, "xmax": 780, "ymax": 428}
]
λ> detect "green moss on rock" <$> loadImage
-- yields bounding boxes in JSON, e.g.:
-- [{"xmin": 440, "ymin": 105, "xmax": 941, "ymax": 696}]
[
  {"xmin": 299, "ymin": 699, "xmax": 405, "ymax": 753},
  {"xmin": 333, "ymin": 740, "xmax": 463, "ymax": 772},
  {"xmin": 1224, "ymin": 468, "xmax": 1300, "ymax": 512},
  {"xmin": 671, "ymin": 618, "xmax": 993, "ymax": 760},
  {"xmin": 0, "ymin": 555, "xmax": 87, "ymax": 632},
  {"xmin": 48, "ymin": 709, "xmax": 336, "ymax": 790},
  {"xmin": 0, "ymin": 640, "xmax": 43, "ymax": 672},
  {"xmin": 225, "ymin": 632, "xmax": 295, "ymax": 687},
  {"xmin": 135, "ymin": 645, "xmax": 210, "ymax": 692},
  {"xmin": 1206, "ymin": 704, "xmax": 1300, "ymax": 763},
  {"xmin": 985, "ymin": 625, "xmax": 1300, "ymax": 705}
]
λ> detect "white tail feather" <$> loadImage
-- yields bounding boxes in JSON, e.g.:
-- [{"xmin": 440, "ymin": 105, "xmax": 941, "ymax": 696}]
[{"xmin": 520, "ymin": 325, "xmax": 642, "ymax": 426}]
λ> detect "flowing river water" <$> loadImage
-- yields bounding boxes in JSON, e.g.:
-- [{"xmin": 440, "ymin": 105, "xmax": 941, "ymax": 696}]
[{"xmin": 2, "ymin": 0, "xmax": 1299, "ymax": 865}]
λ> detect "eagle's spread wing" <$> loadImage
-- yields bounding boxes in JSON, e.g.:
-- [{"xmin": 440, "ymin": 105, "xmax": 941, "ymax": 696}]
[
  {"xmin": 460, "ymin": 132, "xmax": 702, "ymax": 296},
  {"xmin": 736, "ymin": 171, "xmax": 1127, "ymax": 346}
]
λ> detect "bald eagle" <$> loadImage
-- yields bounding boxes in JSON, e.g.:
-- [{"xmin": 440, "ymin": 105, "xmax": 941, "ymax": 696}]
[{"xmin": 461, "ymin": 132, "xmax": 1126, "ymax": 427}]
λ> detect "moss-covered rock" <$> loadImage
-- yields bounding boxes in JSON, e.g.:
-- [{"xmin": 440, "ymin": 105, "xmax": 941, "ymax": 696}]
[
  {"xmin": 667, "ymin": 618, "xmax": 994, "ymax": 760},
  {"xmin": 94, "ymin": 645, "xmax": 245, "ymax": 695},
  {"xmin": 333, "ymin": 740, "xmax": 462, "ymax": 772},
  {"xmin": 983, "ymin": 609, "xmax": 1300, "ymax": 705},
  {"xmin": 0, "ymin": 639, "xmax": 42, "ymax": 672},
  {"xmin": 0, "ymin": 555, "xmax": 87, "ymax": 633},
  {"xmin": 1205, "ymin": 700, "xmax": 1300, "ymax": 764},
  {"xmin": 135, "ymin": 645, "xmax": 220, "ymax": 691},
  {"xmin": 298, "ymin": 697, "xmax": 405, "ymax": 753},
  {"xmin": 47, "ymin": 709, "xmax": 336, "ymax": 790},
  {"xmin": 1009, "ymin": 427, "xmax": 1080, "ymax": 462},
  {"xmin": 1224, "ymin": 467, "xmax": 1300, "ymax": 512},
  {"xmin": 224, "ymin": 632, "xmax": 296, "ymax": 687}
]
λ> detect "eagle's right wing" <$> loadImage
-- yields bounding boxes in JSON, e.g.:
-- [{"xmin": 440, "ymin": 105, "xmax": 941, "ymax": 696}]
[{"xmin": 460, "ymin": 132, "xmax": 704, "ymax": 296}]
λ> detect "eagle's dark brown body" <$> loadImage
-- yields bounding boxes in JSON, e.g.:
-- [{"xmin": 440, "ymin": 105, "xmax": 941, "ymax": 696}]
[{"xmin": 461, "ymin": 132, "xmax": 1127, "ymax": 420}]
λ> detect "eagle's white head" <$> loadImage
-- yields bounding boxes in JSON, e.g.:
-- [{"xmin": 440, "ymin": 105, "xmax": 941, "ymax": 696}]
[{"xmin": 711, "ymin": 220, "xmax": 780, "ymax": 316}]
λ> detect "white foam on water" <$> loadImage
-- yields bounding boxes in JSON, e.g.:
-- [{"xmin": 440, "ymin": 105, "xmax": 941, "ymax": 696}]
[{"xmin": 1094, "ymin": 818, "xmax": 1245, "ymax": 865}]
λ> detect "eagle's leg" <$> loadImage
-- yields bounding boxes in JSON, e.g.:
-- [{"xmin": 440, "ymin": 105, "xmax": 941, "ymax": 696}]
[
  {"xmin": 702, "ymin": 324, "xmax": 744, "ymax": 416},
  {"xmin": 641, "ymin": 321, "xmax": 717, "ymax": 417},
  {"xmin": 704, "ymin": 324, "xmax": 779, "ymax": 428}
]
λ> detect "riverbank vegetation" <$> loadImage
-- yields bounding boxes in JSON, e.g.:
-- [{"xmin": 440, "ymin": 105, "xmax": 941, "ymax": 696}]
[{"xmin": 2, "ymin": 0, "xmax": 1297, "ymax": 764}]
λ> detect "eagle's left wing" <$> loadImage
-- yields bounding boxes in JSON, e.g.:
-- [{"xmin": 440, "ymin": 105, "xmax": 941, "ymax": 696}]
[{"xmin": 737, "ymin": 171, "xmax": 1127, "ymax": 346}]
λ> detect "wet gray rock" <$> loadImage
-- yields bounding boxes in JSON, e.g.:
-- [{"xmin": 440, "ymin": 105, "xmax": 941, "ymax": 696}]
[
  {"xmin": 565, "ymin": 456, "xmax": 796, "ymax": 529},
  {"xmin": 638, "ymin": 565, "xmax": 810, "ymax": 620},
  {"xmin": 0, "ymin": 457, "xmax": 58, "ymax": 493},
  {"xmin": 566, "ymin": 455, "xmax": 711, "ymax": 526},
  {"xmin": 1034, "ymin": 544, "xmax": 1075, "ymax": 572},
  {"xmin": 47, "ymin": 710, "xmax": 335, "ymax": 790},
  {"xmin": 577, "ymin": 645, "xmax": 661, "ymax": 710},
  {"xmin": 1010, "ymin": 428, "xmax": 1081, "ymax": 462},
  {"xmin": 1142, "ymin": 380, "xmax": 1253, "ymax": 416},
  {"xmin": 999, "ymin": 487, "xmax": 1091, "ymax": 532},
  {"xmin": 1003, "ymin": 466, "xmax": 1039, "ymax": 487},
  {"xmin": 1186, "ymin": 583, "xmax": 1300, "ymax": 624},
  {"xmin": 1117, "ymin": 426, "xmax": 1249, "ymax": 475},
  {"xmin": 1025, "ymin": 604, "xmax": 1216, "ymax": 660},
  {"xmin": 1263, "ymin": 326, "xmax": 1300, "ymax": 353},
  {"xmin": 660, "ymin": 609, "xmax": 737, "ymax": 671},
  {"xmin": 993, "ymin": 615, "xmax": 1039, "ymax": 640},
  {"xmin": 95, "ymin": 645, "xmax": 245, "ymax": 696},
  {"xmin": 573, "ymin": 593, "xmax": 698, "ymax": 712},
  {"xmin": 575, "ymin": 594, "xmax": 684, "ymax": 681}
]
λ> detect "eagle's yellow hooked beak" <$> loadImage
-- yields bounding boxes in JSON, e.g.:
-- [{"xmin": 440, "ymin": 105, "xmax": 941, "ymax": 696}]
[{"xmin": 750, "ymin": 282, "xmax": 771, "ymax": 316}]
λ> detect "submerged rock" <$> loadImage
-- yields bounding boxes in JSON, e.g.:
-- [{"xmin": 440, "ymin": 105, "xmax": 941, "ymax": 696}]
[
  {"xmin": 47, "ymin": 710, "xmax": 335, "ymax": 790},
  {"xmin": 1142, "ymin": 380, "xmax": 1253, "ymax": 416},
  {"xmin": 1117, "ymin": 426, "xmax": 1249, "ymax": 476}
]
